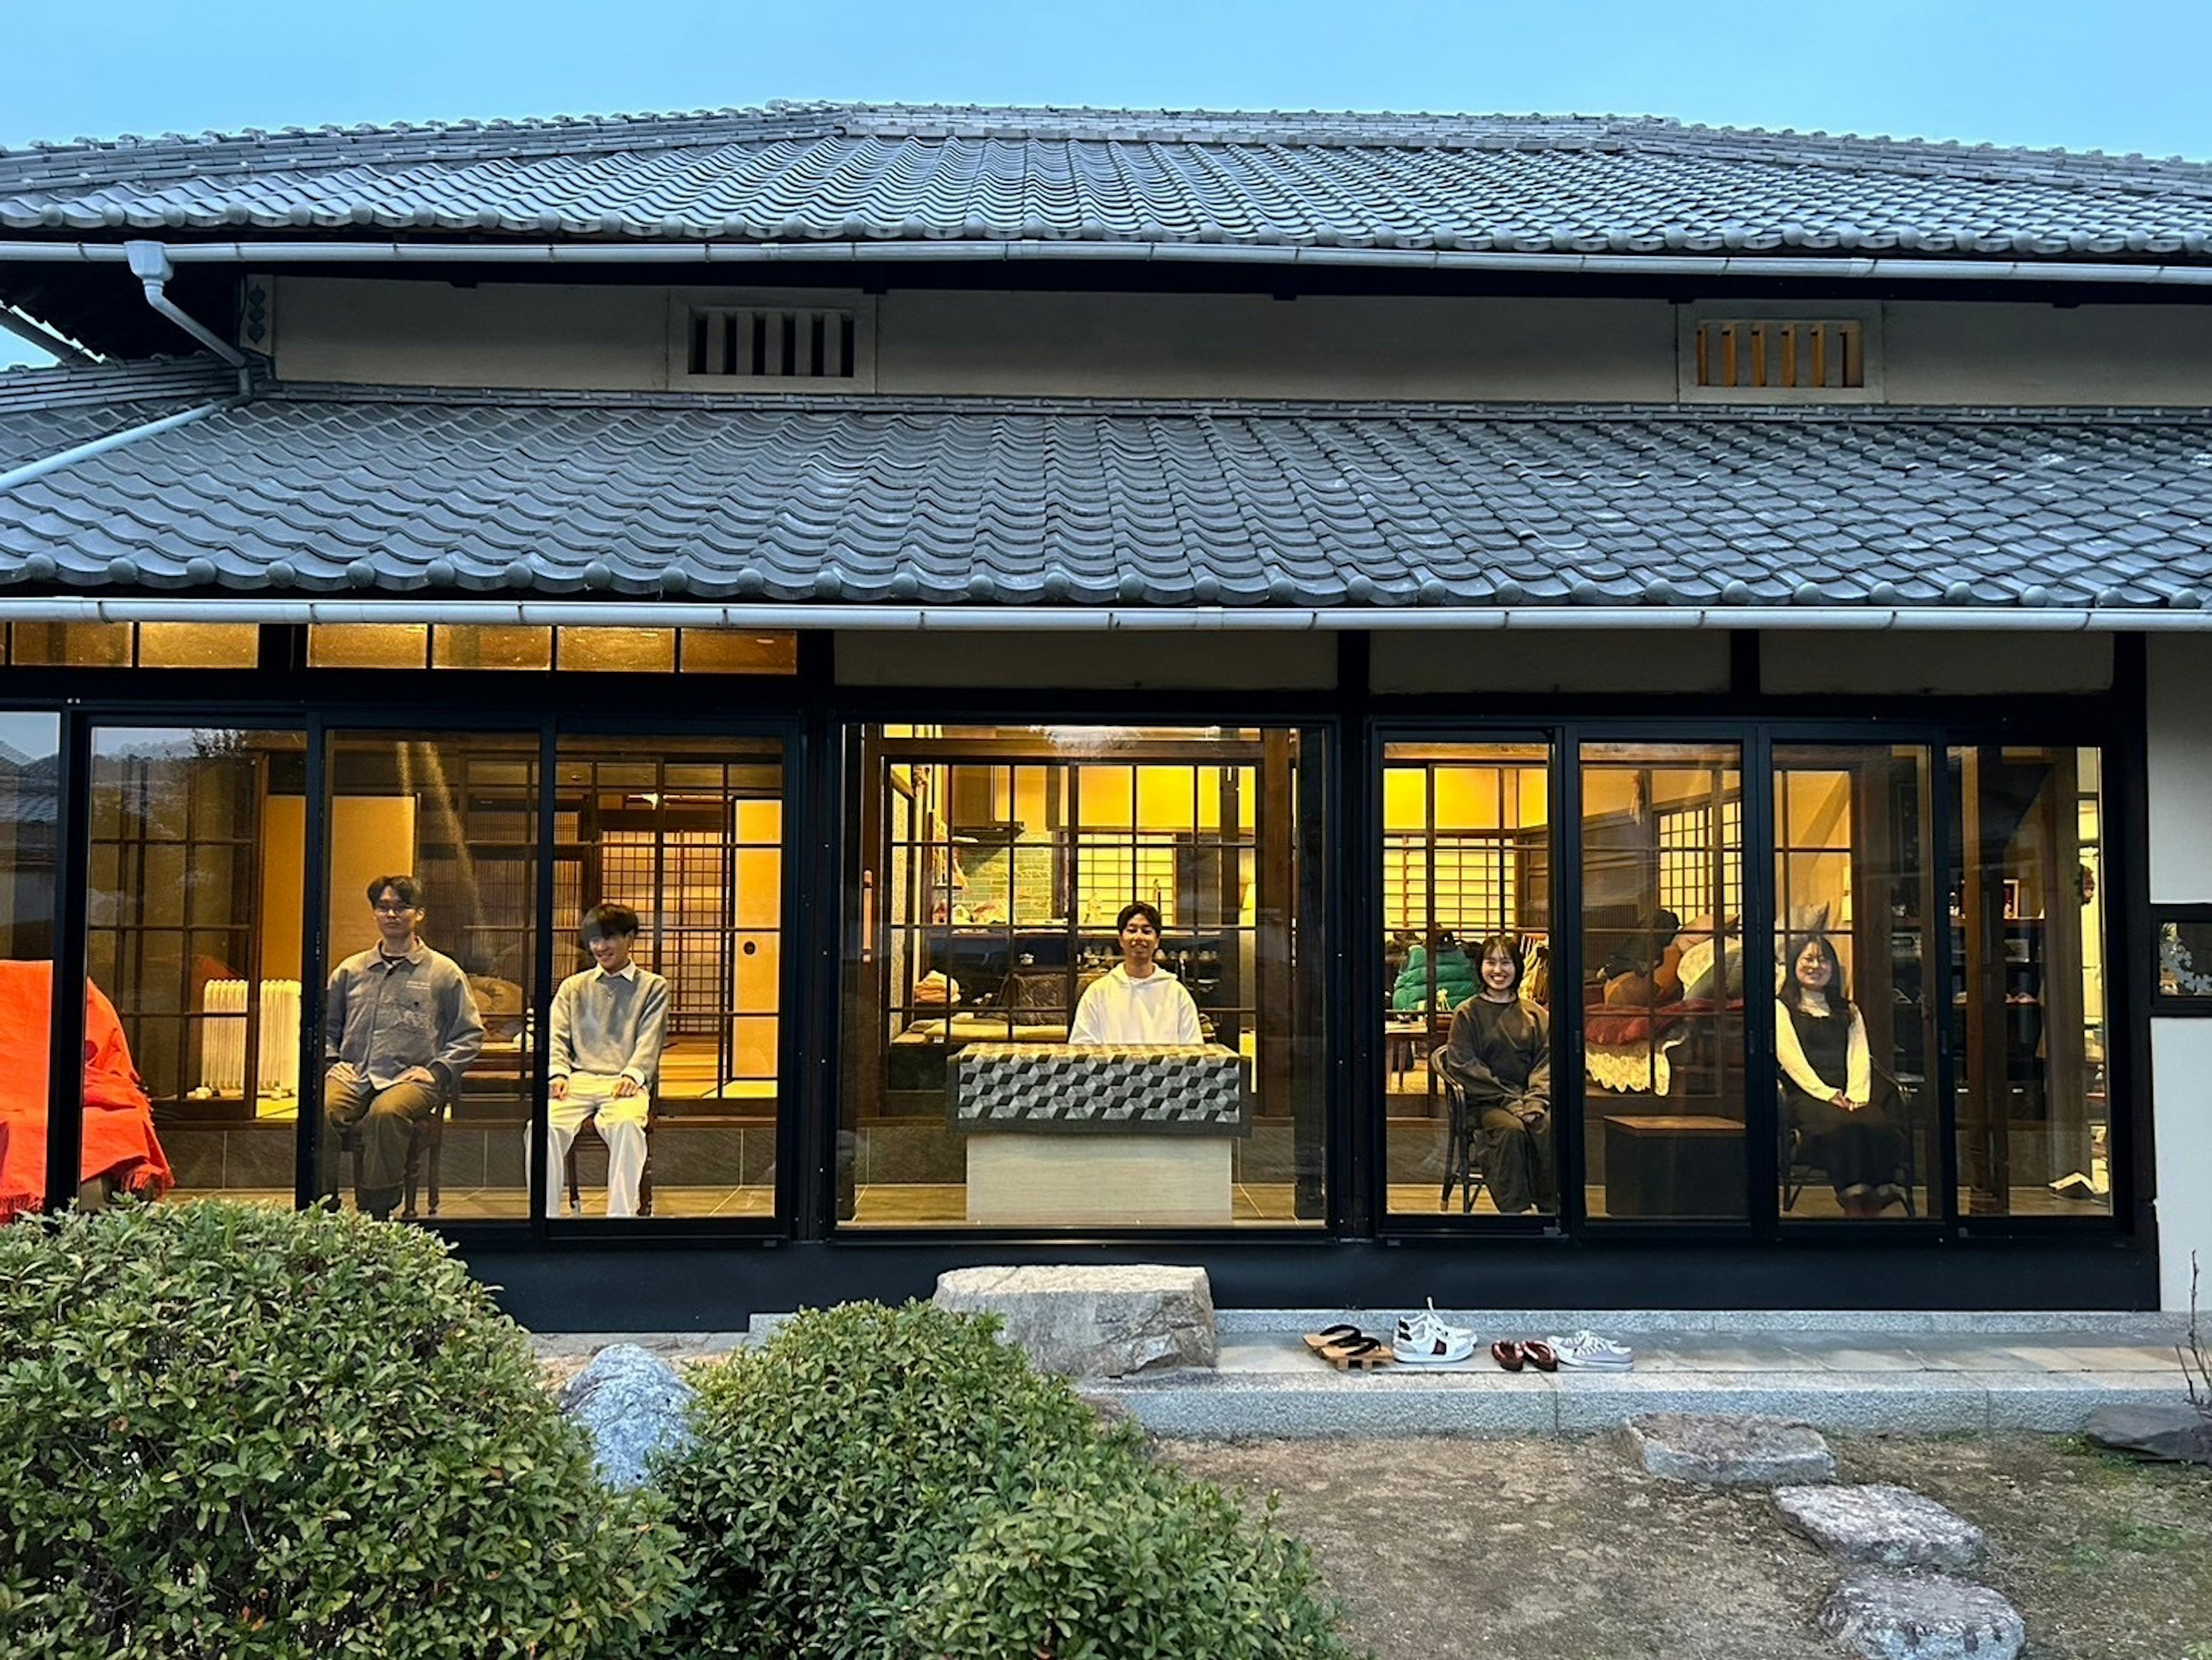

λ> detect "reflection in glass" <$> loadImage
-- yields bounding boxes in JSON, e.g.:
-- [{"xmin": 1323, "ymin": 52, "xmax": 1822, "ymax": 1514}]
[
  {"xmin": 318, "ymin": 735, "xmax": 538, "ymax": 1222},
  {"xmin": 1773, "ymin": 746, "xmax": 1935, "ymax": 1221},
  {"xmin": 846, "ymin": 725, "xmax": 1323, "ymax": 1228},
  {"xmin": 540, "ymin": 739, "xmax": 784, "ymax": 1222},
  {"xmin": 1581, "ymin": 743, "xmax": 1746, "ymax": 1219},
  {"xmin": 1381, "ymin": 743, "xmax": 1555, "ymax": 1217},
  {"xmin": 1950, "ymin": 746, "xmax": 2109, "ymax": 1215},
  {"xmin": 87, "ymin": 728, "xmax": 308, "ymax": 1209}
]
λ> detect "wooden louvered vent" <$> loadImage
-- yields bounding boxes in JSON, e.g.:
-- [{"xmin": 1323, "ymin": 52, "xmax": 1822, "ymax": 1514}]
[
  {"xmin": 687, "ymin": 307, "xmax": 857, "ymax": 379},
  {"xmin": 1695, "ymin": 319, "xmax": 1863, "ymax": 390}
]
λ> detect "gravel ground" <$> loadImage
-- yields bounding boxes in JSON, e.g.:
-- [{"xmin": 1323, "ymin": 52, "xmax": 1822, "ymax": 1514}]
[{"xmin": 1165, "ymin": 1432, "xmax": 2212, "ymax": 1660}]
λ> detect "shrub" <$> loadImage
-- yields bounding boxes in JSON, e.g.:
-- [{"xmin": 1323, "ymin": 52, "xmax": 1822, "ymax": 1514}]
[
  {"xmin": 911, "ymin": 1469, "xmax": 1357, "ymax": 1660},
  {"xmin": 655, "ymin": 1300, "xmax": 1351, "ymax": 1660},
  {"xmin": 0, "ymin": 1201, "xmax": 681, "ymax": 1660}
]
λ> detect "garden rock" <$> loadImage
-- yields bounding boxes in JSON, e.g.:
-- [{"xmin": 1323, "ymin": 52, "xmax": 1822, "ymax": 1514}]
[
  {"xmin": 1817, "ymin": 1570, "xmax": 2024, "ymax": 1660},
  {"xmin": 2084, "ymin": 1402, "xmax": 2212, "ymax": 1464},
  {"xmin": 1623, "ymin": 1413, "xmax": 1836, "ymax": 1485},
  {"xmin": 556, "ymin": 1342, "xmax": 695, "ymax": 1490},
  {"xmin": 933, "ymin": 1264, "xmax": 1217, "ymax": 1378},
  {"xmin": 1777, "ymin": 1484, "xmax": 1984, "ymax": 1570}
]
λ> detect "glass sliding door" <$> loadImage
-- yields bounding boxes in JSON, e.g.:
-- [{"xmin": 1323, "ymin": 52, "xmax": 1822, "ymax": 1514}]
[
  {"xmin": 543, "ymin": 736, "xmax": 785, "ymax": 1222},
  {"xmin": 1580, "ymin": 742, "xmax": 1746, "ymax": 1220},
  {"xmin": 318, "ymin": 733, "xmax": 540, "ymax": 1222},
  {"xmin": 844, "ymin": 724, "xmax": 1325, "ymax": 1229},
  {"xmin": 1949, "ymin": 745, "xmax": 2109, "ymax": 1216},
  {"xmin": 85, "ymin": 727, "xmax": 308, "ymax": 1208},
  {"xmin": 1772, "ymin": 744, "xmax": 1937, "ymax": 1222},
  {"xmin": 1381, "ymin": 741, "xmax": 1556, "ymax": 1218}
]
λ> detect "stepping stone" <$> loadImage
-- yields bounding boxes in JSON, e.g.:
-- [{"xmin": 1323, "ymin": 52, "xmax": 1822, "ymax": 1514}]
[
  {"xmin": 1817, "ymin": 1569, "xmax": 2024, "ymax": 1660},
  {"xmin": 1777, "ymin": 1484, "xmax": 1985, "ymax": 1570},
  {"xmin": 1623, "ymin": 1413, "xmax": 1836, "ymax": 1485},
  {"xmin": 2085, "ymin": 1402, "xmax": 2212, "ymax": 1465},
  {"xmin": 933, "ymin": 1264, "xmax": 1217, "ymax": 1379}
]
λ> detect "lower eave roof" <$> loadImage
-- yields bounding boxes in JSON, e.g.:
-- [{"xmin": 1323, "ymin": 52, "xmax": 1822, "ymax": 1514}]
[{"xmin": 4, "ymin": 385, "xmax": 2212, "ymax": 612}]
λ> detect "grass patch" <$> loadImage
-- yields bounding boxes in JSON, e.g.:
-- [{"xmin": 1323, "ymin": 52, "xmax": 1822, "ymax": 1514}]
[{"xmin": 2108, "ymin": 1519, "xmax": 2192, "ymax": 1554}]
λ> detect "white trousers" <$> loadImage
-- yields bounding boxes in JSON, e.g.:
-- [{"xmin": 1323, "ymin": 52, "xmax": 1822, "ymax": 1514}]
[{"xmin": 527, "ymin": 1073, "xmax": 650, "ymax": 1217}]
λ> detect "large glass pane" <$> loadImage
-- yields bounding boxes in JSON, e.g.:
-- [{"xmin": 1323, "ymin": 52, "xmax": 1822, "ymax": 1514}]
[
  {"xmin": 843, "ymin": 725, "xmax": 1324, "ymax": 1228},
  {"xmin": 0, "ymin": 714, "xmax": 64, "ymax": 1217},
  {"xmin": 86, "ymin": 728, "xmax": 308, "ymax": 1211},
  {"xmin": 540, "ymin": 737, "xmax": 784, "ymax": 1222},
  {"xmin": 1382, "ymin": 742, "xmax": 1556, "ymax": 1217},
  {"xmin": 318, "ymin": 733, "xmax": 539, "ymax": 1222},
  {"xmin": 1949, "ymin": 746, "xmax": 2109, "ymax": 1215},
  {"xmin": 1773, "ymin": 745, "xmax": 1936, "ymax": 1221},
  {"xmin": 1581, "ymin": 742, "xmax": 1745, "ymax": 1220}
]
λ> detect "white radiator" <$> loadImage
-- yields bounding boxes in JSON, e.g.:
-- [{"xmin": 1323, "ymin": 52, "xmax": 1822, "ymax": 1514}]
[{"xmin": 200, "ymin": 978, "xmax": 301, "ymax": 1096}]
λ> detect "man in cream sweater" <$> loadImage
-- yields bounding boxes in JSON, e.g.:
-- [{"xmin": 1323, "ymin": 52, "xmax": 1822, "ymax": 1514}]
[
  {"xmin": 1069, "ymin": 901, "xmax": 1204, "ymax": 1046},
  {"xmin": 536, "ymin": 901, "xmax": 670, "ymax": 1216}
]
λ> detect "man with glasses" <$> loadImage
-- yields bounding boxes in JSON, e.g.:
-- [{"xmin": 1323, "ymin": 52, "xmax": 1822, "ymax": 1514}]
[{"xmin": 323, "ymin": 875, "xmax": 484, "ymax": 1220}]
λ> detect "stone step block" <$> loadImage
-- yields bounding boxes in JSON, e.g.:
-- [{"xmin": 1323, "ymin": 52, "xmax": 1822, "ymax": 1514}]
[
  {"xmin": 1777, "ymin": 1484, "xmax": 1985, "ymax": 1570},
  {"xmin": 934, "ymin": 1264, "xmax": 1217, "ymax": 1379},
  {"xmin": 1817, "ymin": 1570, "xmax": 2024, "ymax": 1660},
  {"xmin": 1623, "ymin": 1412, "xmax": 1836, "ymax": 1484}
]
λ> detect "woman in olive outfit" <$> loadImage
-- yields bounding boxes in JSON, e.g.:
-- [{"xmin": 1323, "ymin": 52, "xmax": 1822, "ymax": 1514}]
[
  {"xmin": 1776, "ymin": 934, "xmax": 1910, "ymax": 1217},
  {"xmin": 1434, "ymin": 934, "xmax": 1557, "ymax": 1215}
]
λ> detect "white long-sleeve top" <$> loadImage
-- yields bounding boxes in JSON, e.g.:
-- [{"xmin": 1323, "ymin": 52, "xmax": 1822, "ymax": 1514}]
[
  {"xmin": 1068, "ymin": 965, "xmax": 1203, "ymax": 1046},
  {"xmin": 1774, "ymin": 996, "xmax": 1870, "ymax": 1106}
]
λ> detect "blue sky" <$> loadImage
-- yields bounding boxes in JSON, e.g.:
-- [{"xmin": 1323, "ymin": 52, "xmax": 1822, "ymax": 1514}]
[{"xmin": 6, "ymin": 0, "xmax": 2210, "ymax": 365}]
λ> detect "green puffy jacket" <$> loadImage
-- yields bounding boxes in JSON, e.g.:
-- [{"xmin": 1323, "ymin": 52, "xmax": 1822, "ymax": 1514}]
[{"xmin": 1391, "ymin": 942, "xmax": 1479, "ymax": 1011}]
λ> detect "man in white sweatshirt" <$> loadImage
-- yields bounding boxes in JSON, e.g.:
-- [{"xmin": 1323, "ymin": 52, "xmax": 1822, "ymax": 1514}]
[{"xmin": 1069, "ymin": 901, "xmax": 1205, "ymax": 1046}]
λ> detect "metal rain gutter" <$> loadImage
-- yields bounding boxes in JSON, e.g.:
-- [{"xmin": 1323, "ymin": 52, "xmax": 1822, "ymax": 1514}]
[
  {"xmin": 0, "ymin": 597, "xmax": 2201, "ymax": 632},
  {"xmin": 0, "ymin": 393, "xmax": 248, "ymax": 496},
  {"xmin": 6, "ymin": 237, "xmax": 2212, "ymax": 289}
]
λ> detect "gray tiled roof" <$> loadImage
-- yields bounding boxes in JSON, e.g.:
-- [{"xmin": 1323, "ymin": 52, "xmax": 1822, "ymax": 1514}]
[
  {"xmin": 3, "ymin": 385, "xmax": 2210, "ymax": 610},
  {"xmin": 3, "ymin": 104, "xmax": 2210, "ymax": 262},
  {"xmin": 0, "ymin": 354, "xmax": 233, "ymax": 470}
]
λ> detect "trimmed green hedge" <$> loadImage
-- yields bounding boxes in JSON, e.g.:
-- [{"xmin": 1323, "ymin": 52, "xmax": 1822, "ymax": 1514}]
[
  {"xmin": 0, "ymin": 1202, "xmax": 680, "ymax": 1660},
  {"xmin": 656, "ymin": 1300, "xmax": 1354, "ymax": 1659}
]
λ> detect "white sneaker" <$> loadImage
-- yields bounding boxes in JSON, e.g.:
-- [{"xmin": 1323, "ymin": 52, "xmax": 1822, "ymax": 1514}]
[
  {"xmin": 1394, "ymin": 1298, "xmax": 1475, "ymax": 1349},
  {"xmin": 1545, "ymin": 1329, "xmax": 1634, "ymax": 1370},
  {"xmin": 1392, "ymin": 1319, "xmax": 1476, "ymax": 1365}
]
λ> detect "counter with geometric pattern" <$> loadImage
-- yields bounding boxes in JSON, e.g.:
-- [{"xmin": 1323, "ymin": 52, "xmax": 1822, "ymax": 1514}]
[{"xmin": 950, "ymin": 1043, "xmax": 1249, "ymax": 1135}]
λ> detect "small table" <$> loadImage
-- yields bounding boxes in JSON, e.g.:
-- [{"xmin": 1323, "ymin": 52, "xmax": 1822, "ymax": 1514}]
[
  {"xmin": 1383, "ymin": 1016, "xmax": 1431, "ymax": 1092},
  {"xmin": 1602, "ymin": 1114, "xmax": 1747, "ymax": 1219}
]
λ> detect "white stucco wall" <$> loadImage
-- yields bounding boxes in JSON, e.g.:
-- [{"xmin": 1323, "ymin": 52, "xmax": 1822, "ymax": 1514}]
[{"xmin": 2147, "ymin": 637, "xmax": 2212, "ymax": 1309}]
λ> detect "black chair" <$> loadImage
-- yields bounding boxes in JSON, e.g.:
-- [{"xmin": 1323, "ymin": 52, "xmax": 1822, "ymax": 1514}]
[
  {"xmin": 563, "ymin": 1096, "xmax": 660, "ymax": 1217},
  {"xmin": 1431, "ymin": 1047, "xmax": 1487, "ymax": 1215},
  {"xmin": 1781, "ymin": 1065, "xmax": 1918, "ymax": 1218}
]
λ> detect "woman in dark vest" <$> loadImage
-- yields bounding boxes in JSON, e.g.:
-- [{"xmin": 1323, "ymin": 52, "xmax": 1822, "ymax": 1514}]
[{"xmin": 1777, "ymin": 935, "xmax": 1908, "ymax": 1217}]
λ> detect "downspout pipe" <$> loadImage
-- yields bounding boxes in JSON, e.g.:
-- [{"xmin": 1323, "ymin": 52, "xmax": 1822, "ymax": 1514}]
[
  {"xmin": 122, "ymin": 240, "xmax": 246, "ymax": 368},
  {"xmin": 0, "ymin": 596, "xmax": 2201, "ymax": 633},
  {"xmin": 0, "ymin": 394, "xmax": 247, "ymax": 496},
  {"xmin": 5, "ymin": 237, "xmax": 2212, "ymax": 290}
]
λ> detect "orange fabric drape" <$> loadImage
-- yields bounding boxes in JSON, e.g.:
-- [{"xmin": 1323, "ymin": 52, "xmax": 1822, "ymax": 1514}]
[{"xmin": 0, "ymin": 961, "xmax": 172, "ymax": 1219}]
